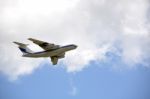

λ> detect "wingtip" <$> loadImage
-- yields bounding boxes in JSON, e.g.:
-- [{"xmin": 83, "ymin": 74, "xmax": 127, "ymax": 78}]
[
  {"xmin": 28, "ymin": 38, "xmax": 32, "ymax": 40},
  {"xmin": 28, "ymin": 38, "xmax": 35, "ymax": 41},
  {"xmin": 13, "ymin": 41, "xmax": 19, "ymax": 45},
  {"xmin": 13, "ymin": 41, "xmax": 28, "ymax": 46}
]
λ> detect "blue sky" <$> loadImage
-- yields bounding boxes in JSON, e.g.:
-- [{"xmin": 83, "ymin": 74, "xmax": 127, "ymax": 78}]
[
  {"xmin": 0, "ymin": 62, "xmax": 150, "ymax": 99},
  {"xmin": 0, "ymin": 0, "xmax": 150, "ymax": 99}
]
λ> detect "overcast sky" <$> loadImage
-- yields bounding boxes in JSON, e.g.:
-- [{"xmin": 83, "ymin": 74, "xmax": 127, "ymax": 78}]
[{"xmin": 0, "ymin": 0, "xmax": 150, "ymax": 99}]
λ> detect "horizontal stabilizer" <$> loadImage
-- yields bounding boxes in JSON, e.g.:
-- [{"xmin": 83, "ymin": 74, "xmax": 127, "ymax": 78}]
[{"xmin": 13, "ymin": 42, "xmax": 28, "ymax": 47}]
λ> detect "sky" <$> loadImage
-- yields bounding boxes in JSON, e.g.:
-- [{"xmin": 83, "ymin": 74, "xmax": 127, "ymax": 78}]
[{"xmin": 0, "ymin": 0, "xmax": 150, "ymax": 99}]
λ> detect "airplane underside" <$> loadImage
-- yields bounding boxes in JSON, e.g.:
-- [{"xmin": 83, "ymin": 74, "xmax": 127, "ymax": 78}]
[{"xmin": 14, "ymin": 38, "xmax": 77, "ymax": 65}]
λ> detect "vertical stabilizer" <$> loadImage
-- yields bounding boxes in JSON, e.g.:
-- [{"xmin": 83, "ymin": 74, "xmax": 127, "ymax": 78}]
[{"xmin": 13, "ymin": 42, "xmax": 33, "ymax": 54}]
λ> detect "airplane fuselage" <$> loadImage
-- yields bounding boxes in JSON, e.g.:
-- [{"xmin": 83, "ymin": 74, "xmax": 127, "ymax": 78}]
[{"xmin": 23, "ymin": 44, "xmax": 77, "ymax": 58}]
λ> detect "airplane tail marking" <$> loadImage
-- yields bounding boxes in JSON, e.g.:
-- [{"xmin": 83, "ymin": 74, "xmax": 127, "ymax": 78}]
[{"xmin": 13, "ymin": 42, "xmax": 33, "ymax": 55}]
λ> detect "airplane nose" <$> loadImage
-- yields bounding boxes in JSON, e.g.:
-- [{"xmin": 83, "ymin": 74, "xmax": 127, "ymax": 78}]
[{"xmin": 74, "ymin": 45, "xmax": 77, "ymax": 49}]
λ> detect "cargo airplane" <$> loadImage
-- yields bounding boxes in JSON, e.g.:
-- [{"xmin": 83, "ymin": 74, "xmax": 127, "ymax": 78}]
[{"xmin": 14, "ymin": 38, "xmax": 77, "ymax": 65}]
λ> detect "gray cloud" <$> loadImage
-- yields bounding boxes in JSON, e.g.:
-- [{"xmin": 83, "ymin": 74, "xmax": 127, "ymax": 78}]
[{"xmin": 0, "ymin": 0, "xmax": 150, "ymax": 80}]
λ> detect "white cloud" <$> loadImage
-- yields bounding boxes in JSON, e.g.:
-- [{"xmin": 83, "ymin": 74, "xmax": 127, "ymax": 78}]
[
  {"xmin": 0, "ymin": 0, "xmax": 150, "ymax": 80},
  {"xmin": 69, "ymin": 77, "xmax": 78, "ymax": 96},
  {"xmin": 70, "ymin": 86, "xmax": 77, "ymax": 96}
]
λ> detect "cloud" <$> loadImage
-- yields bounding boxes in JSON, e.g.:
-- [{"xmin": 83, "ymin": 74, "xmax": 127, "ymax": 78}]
[
  {"xmin": 69, "ymin": 77, "xmax": 78, "ymax": 96},
  {"xmin": 0, "ymin": 0, "xmax": 150, "ymax": 80}
]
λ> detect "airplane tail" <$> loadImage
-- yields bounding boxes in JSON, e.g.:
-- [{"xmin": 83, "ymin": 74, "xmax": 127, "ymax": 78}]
[{"xmin": 13, "ymin": 42, "xmax": 33, "ymax": 55}]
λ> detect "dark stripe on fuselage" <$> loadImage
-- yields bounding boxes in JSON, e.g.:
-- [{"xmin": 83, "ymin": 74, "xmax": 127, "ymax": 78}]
[
  {"xmin": 31, "ymin": 45, "xmax": 74, "ymax": 54},
  {"xmin": 59, "ymin": 44, "xmax": 74, "ymax": 49}
]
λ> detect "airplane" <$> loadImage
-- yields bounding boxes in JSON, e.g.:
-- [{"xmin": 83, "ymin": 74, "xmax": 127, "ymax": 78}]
[{"xmin": 13, "ymin": 38, "xmax": 77, "ymax": 65}]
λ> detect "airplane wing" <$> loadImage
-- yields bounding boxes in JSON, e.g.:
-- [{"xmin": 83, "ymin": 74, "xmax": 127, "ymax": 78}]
[{"xmin": 28, "ymin": 38, "xmax": 59, "ymax": 50}]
